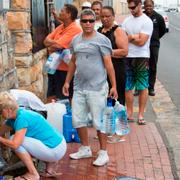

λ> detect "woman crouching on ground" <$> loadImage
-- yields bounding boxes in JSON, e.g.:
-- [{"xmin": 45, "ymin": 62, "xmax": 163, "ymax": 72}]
[{"xmin": 0, "ymin": 91, "xmax": 67, "ymax": 180}]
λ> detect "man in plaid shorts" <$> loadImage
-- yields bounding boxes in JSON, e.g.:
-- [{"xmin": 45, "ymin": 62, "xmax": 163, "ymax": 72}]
[{"xmin": 122, "ymin": 0, "xmax": 153, "ymax": 125}]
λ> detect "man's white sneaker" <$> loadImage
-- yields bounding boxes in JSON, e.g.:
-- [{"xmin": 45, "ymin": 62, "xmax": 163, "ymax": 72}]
[
  {"xmin": 69, "ymin": 146, "xmax": 92, "ymax": 159},
  {"xmin": 93, "ymin": 150, "xmax": 109, "ymax": 166}
]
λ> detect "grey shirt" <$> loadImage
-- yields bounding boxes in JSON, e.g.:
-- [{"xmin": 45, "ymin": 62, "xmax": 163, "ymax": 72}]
[{"xmin": 71, "ymin": 32, "xmax": 112, "ymax": 91}]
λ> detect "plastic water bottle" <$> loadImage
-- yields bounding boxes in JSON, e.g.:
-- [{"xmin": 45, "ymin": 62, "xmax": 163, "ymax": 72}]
[
  {"xmin": 101, "ymin": 98, "xmax": 116, "ymax": 135},
  {"xmin": 62, "ymin": 49, "xmax": 72, "ymax": 64},
  {"xmin": 44, "ymin": 50, "xmax": 63, "ymax": 74},
  {"xmin": 114, "ymin": 101, "xmax": 130, "ymax": 136}
]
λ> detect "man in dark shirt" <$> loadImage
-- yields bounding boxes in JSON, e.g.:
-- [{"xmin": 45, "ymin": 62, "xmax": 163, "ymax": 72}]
[{"xmin": 144, "ymin": 0, "xmax": 166, "ymax": 96}]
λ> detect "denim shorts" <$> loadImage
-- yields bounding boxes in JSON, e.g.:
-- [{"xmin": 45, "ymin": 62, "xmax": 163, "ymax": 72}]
[
  {"xmin": 125, "ymin": 58, "xmax": 149, "ymax": 91},
  {"xmin": 72, "ymin": 83, "xmax": 108, "ymax": 130}
]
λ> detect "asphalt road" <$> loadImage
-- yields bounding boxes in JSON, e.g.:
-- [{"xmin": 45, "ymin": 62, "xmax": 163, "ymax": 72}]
[{"xmin": 157, "ymin": 12, "xmax": 180, "ymax": 112}]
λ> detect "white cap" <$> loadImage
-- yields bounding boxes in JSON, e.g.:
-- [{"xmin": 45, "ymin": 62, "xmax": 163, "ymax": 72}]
[{"xmin": 81, "ymin": 1, "xmax": 91, "ymax": 8}]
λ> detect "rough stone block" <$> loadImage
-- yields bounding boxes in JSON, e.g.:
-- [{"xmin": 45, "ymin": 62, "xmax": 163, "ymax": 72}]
[
  {"xmin": 8, "ymin": 51, "xmax": 16, "ymax": 69},
  {"xmin": 15, "ymin": 55, "xmax": 33, "ymax": 67},
  {"xmin": 0, "ymin": 78, "xmax": 6, "ymax": 91},
  {"xmin": 30, "ymin": 74, "xmax": 44, "ymax": 98},
  {"xmin": 30, "ymin": 61, "xmax": 42, "ymax": 82},
  {"xmin": 0, "ymin": 50, "xmax": 3, "ymax": 75},
  {"xmin": 5, "ymin": 69, "xmax": 18, "ymax": 89},
  {"xmin": 7, "ymin": 12, "xmax": 30, "ymax": 30},
  {"xmin": 1, "ymin": 44, "xmax": 9, "ymax": 71},
  {"xmin": 17, "ymin": 67, "xmax": 31, "ymax": 86},
  {"xmin": 14, "ymin": 32, "xmax": 32, "ymax": 54},
  {"xmin": 33, "ymin": 49, "xmax": 47, "ymax": 64},
  {"xmin": 20, "ymin": 74, "xmax": 44, "ymax": 100},
  {"xmin": 11, "ymin": 0, "xmax": 30, "ymax": 9}
]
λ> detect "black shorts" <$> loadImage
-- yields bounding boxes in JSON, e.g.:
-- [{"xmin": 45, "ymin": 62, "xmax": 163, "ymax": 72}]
[
  {"xmin": 34, "ymin": 110, "xmax": 47, "ymax": 119},
  {"xmin": 47, "ymin": 70, "xmax": 73, "ymax": 99},
  {"xmin": 20, "ymin": 107, "xmax": 48, "ymax": 119}
]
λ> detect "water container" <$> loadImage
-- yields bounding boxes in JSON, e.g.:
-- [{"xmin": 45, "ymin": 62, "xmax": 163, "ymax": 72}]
[
  {"xmin": 62, "ymin": 49, "xmax": 72, "ymax": 64},
  {"xmin": 62, "ymin": 100, "xmax": 80, "ymax": 143},
  {"xmin": 63, "ymin": 112, "xmax": 80, "ymax": 143},
  {"xmin": 100, "ymin": 98, "xmax": 116, "ymax": 135},
  {"xmin": 44, "ymin": 51, "xmax": 63, "ymax": 75},
  {"xmin": 114, "ymin": 101, "xmax": 130, "ymax": 136},
  {"xmin": 45, "ymin": 102, "xmax": 66, "ymax": 133},
  {"xmin": 57, "ymin": 99, "xmax": 71, "ymax": 114}
]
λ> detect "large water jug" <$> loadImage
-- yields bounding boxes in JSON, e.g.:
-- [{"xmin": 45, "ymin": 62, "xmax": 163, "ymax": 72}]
[
  {"xmin": 45, "ymin": 102, "xmax": 66, "ymax": 133},
  {"xmin": 63, "ymin": 113, "xmax": 80, "ymax": 143},
  {"xmin": 100, "ymin": 98, "xmax": 116, "ymax": 135},
  {"xmin": 114, "ymin": 101, "xmax": 130, "ymax": 136},
  {"xmin": 61, "ymin": 99, "xmax": 80, "ymax": 143},
  {"xmin": 44, "ymin": 50, "xmax": 63, "ymax": 75}
]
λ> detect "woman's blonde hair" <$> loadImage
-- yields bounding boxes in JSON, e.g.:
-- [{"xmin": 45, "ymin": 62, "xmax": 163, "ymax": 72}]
[{"xmin": 0, "ymin": 91, "xmax": 18, "ymax": 113}]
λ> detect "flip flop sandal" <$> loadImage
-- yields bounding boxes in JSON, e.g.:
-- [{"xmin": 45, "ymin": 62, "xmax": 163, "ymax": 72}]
[
  {"xmin": 107, "ymin": 136, "xmax": 126, "ymax": 143},
  {"xmin": 15, "ymin": 176, "xmax": 30, "ymax": 180},
  {"xmin": 127, "ymin": 118, "xmax": 135, "ymax": 122},
  {"xmin": 40, "ymin": 170, "xmax": 62, "ymax": 178},
  {"xmin": 137, "ymin": 118, "xmax": 146, "ymax": 125}
]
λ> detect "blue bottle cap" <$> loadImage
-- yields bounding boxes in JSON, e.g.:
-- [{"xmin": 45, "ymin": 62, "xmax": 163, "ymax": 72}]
[{"xmin": 107, "ymin": 98, "xmax": 113, "ymax": 107}]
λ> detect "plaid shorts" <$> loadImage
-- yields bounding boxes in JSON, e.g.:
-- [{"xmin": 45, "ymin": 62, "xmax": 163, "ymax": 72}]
[{"xmin": 125, "ymin": 58, "xmax": 149, "ymax": 91}]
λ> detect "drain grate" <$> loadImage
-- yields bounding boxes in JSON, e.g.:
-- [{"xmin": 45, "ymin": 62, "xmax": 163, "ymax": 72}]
[{"xmin": 115, "ymin": 177, "xmax": 141, "ymax": 180}]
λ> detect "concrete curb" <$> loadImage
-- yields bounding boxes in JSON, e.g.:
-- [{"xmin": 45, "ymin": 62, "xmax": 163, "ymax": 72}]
[{"xmin": 149, "ymin": 79, "xmax": 180, "ymax": 180}]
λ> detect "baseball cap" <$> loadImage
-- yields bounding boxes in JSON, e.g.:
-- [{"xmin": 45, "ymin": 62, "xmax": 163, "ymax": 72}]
[{"xmin": 81, "ymin": 1, "xmax": 91, "ymax": 8}]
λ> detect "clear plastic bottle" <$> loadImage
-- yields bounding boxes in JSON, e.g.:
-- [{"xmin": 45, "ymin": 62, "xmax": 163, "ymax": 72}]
[
  {"xmin": 100, "ymin": 98, "xmax": 116, "ymax": 135},
  {"xmin": 114, "ymin": 101, "xmax": 130, "ymax": 136},
  {"xmin": 62, "ymin": 49, "xmax": 72, "ymax": 64},
  {"xmin": 44, "ymin": 50, "xmax": 63, "ymax": 74}
]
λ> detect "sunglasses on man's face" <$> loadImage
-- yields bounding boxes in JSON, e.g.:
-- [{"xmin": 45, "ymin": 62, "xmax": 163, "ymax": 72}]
[
  {"xmin": 80, "ymin": 19, "xmax": 95, "ymax": 23},
  {"xmin": 128, "ymin": 5, "xmax": 138, "ymax": 10}
]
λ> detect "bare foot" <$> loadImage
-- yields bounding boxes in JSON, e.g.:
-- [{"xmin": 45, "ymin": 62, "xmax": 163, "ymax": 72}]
[
  {"xmin": 15, "ymin": 172, "xmax": 40, "ymax": 180},
  {"xmin": 40, "ymin": 171, "xmax": 62, "ymax": 178},
  {"xmin": 107, "ymin": 135, "xmax": 126, "ymax": 143},
  {"xmin": 46, "ymin": 161, "xmax": 59, "ymax": 173}
]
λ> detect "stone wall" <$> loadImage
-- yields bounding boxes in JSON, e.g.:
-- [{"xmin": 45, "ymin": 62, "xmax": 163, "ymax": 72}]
[
  {"xmin": 0, "ymin": 12, "xmax": 18, "ymax": 91},
  {"xmin": 6, "ymin": 0, "xmax": 47, "ymax": 99}
]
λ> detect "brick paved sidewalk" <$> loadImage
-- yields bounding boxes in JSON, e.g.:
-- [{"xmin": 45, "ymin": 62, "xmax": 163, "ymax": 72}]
[{"xmin": 41, "ymin": 123, "xmax": 174, "ymax": 180}]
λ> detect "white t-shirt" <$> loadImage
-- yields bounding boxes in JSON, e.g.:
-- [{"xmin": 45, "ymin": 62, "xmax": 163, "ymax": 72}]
[
  {"xmin": 9, "ymin": 89, "xmax": 46, "ymax": 111},
  {"xmin": 122, "ymin": 13, "xmax": 153, "ymax": 58}
]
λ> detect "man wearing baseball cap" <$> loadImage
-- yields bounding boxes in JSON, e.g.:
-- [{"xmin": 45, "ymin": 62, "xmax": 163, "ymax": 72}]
[{"xmin": 81, "ymin": 1, "xmax": 91, "ymax": 10}]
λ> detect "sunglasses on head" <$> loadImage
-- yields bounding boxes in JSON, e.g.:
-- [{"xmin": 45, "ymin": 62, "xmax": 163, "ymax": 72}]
[
  {"xmin": 128, "ymin": 5, "xmax": 137, "ymax": 10},
  {"xmin": 80, "ymin": 19, "xmax": 95, "ymax": 23}
]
